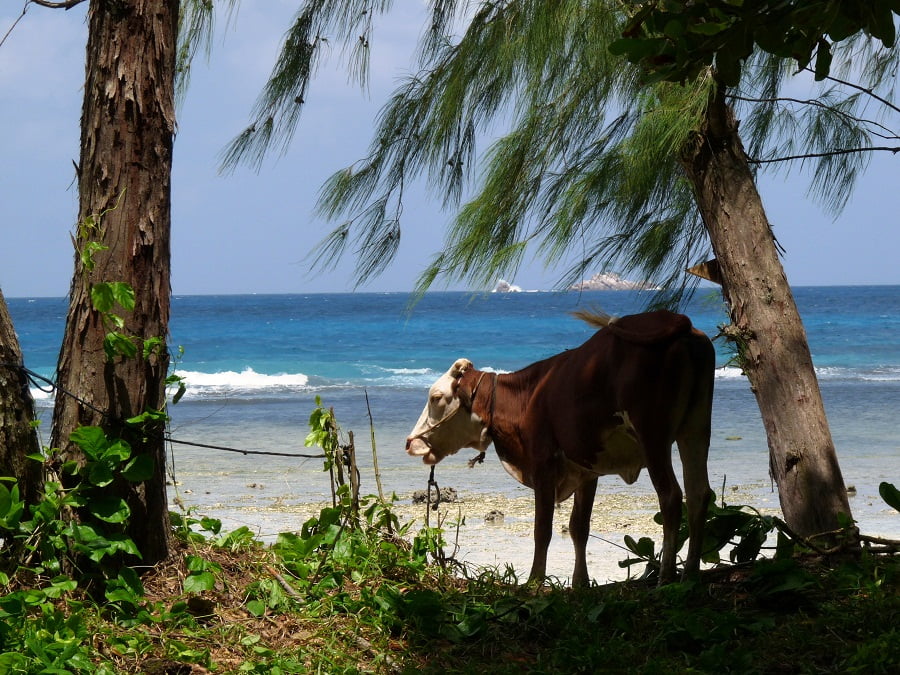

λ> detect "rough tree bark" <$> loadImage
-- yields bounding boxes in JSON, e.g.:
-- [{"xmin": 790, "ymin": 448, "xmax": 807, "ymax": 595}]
[
  {"xmin": 680, "ymin": 85, "xmax": 854, "ymax": 540},
  {"xmin": 50, "ymin": 0, "xmax": 179, "ymax": 566},
  {"xmin": 0, "ymin": 288, "xmax": 43, "ymax": 509}
]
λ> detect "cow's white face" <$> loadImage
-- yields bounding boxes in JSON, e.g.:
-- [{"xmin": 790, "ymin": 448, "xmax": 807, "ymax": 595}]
[{"xmin": 406, "ymin": 358, "xmax": 492, "ymax": 465}]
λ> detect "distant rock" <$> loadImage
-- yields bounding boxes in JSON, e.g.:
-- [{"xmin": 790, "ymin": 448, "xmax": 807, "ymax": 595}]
[
  {"xmin": 492, "ymin": 279, "xmax": 522, "ymax": 293},
  {"xmin": 570, "ymin": 272, "xmax": 660, "ymax": 291}
]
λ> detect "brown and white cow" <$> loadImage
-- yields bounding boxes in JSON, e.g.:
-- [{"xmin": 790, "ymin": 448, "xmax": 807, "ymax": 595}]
[{"xmin": 406, "ymin": 309, "xmax": 715, "ymax": 586}]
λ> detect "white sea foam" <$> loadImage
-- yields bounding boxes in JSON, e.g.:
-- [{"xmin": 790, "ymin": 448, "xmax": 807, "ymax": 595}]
[
  {"xmin": 30, "ymin": 387, "xmax": 53, "ymax": 401},
  {"xmin": 859, "ymin": 366, "xmax": 900, "ymax": 382},
  {"xmin": 716, "ymin": 364, "xmax": 900, "ymax": 382},
  {"xmin": 176, "ymin": 368, "xmax": 309, "ymax": 397},
  {"xmin": 25, "ymin": 362, "xmax": 897, "ymax": 405}
]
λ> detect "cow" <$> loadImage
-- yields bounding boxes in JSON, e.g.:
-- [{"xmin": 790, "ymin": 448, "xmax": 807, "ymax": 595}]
[{"xmin": 406, "ymin": 309, "xmax": 715, "ymax": 586}]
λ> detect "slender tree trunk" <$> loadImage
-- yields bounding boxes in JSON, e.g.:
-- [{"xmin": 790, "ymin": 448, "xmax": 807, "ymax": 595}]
[
  {"xmin": 0, "ymin": 288, "xmax": 43, "ymax": 509},
  {"xmin": 680, "ymin": 86, "xmax": 854, "ymax": 541},
  {"xmin": 50, "ymin": 0, "xmax": 179, "ymax": 566}
]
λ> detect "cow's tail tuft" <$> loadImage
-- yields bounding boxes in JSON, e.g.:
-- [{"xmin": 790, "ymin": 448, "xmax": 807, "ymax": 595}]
[{"xmin": 571, "ymin": 308, "xmax": 617, "ymax": 329}]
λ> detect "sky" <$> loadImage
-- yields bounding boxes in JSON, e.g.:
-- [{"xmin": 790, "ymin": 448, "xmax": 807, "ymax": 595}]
[{"xmin": 1, "ymin": 1, "xmax": 899, "ymax": 298}]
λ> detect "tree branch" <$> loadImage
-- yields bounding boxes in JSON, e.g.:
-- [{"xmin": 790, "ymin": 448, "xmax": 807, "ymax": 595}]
[
  {"xmin": 0, "ymin": 2, "xmax": 28, "ymax": 50},
  {"xmin": 808, "ymin": 67, "xmax": 900, "ymax": 117},
  {"xmin": 728, "ymin": 93, "xmax": 900, "ymax": 142},
  {"xmin": 749, "ymin": 146, "xmax": 900, "ymax": 165},
  {"xmin": 28, "ymin": 0, "xmax": 87, "ymax": 8}
]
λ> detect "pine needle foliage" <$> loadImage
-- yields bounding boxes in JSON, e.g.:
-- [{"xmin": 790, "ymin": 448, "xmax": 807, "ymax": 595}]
[
  {"xmin": 219, "ymin": 0, "xmax": 396, "ymax": 172},
  {"xmin": 734, "ymin": 35, "xmax": 900, "ymax": 214},
  {"xmin": 223, "ymin": 0, "xmax": 900, "ymax": 297},
  {"xmin": 307, "ymin": 0, "xmax": 714, "ymax": 298},
  {"xmin": 176, "ymin": 0, "xmax": 240, "ymax": 105}
]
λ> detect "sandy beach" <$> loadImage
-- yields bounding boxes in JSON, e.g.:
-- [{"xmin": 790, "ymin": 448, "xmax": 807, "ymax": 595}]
[
  {"xmin": 168, "ymin": 426, "xmax": 900, "ymax": 586},
  {"xmin": 171, "ymin": 473, "xmax": 803, "ymax": 585}
]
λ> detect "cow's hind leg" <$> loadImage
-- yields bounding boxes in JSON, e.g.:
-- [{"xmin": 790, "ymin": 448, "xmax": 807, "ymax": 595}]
[
  {"xmin": 569, "ymin": 477, "xmax": 598, "ymax": 587},
  {"xmin": 677, "ymin": 343, "xmax": 714, "ymax": 580},
  {"xmin": 644, "ymin": 442, "xmax": 683, "ymax": 585},
  {"xmin": 677, "ymin": 431, "xmax": 712, "ymax": 580},
  {"xmin": 528, "ymin": 477, "xmax": 556, "ymax": 585}
]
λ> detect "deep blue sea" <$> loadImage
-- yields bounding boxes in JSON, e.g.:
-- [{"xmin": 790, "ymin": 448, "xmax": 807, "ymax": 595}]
[{"xmin": 6, "ymin": 287, "xmax": 900, "ymax": 560}]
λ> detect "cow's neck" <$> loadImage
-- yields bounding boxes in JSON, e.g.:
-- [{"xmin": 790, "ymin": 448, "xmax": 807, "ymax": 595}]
[
  {"xmin": 470, "ymin": 371, "xmax": 498, "ymax": 429},
  {"xmin": 471, "ymin": 371, "xmax": 520, "ymax": 457}
]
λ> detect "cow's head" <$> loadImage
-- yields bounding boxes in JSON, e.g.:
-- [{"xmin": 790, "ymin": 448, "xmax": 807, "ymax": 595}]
[{"xmin": 406, "ymin": 358, "xmax": 492, "ymax": 465}]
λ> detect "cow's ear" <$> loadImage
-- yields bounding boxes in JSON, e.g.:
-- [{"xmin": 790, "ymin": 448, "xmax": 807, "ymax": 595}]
[
  {"xmin": 452, "ymin": 371, "xmax": 465, "ymax": 394},
  {"xmin": 449, "ymin": 358, "xmax": 473, "ymax": 379}
]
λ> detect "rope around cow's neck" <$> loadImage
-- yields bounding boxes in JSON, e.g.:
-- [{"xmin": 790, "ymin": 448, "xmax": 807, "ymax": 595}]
[
  {"xmin": 427, "ymin": 464, "xmax": 441, "ymax": 512},
  {"xmin": 466, "ymin": 372, "xmax": 498, "ymax": 468}
]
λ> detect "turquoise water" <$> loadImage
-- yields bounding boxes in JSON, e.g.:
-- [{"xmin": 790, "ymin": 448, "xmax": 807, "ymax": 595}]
[{"xmin": 7, "ymin": 287, "xmax": 900, "ymax": 543}]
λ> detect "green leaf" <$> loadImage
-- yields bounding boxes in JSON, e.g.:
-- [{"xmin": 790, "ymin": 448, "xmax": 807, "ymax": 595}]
[
  {"xmin": 88, "ymin": 461, "xmax": 115, "ymax": 487},
  {"xmin": 44, "ymin": 575, "xmax": 78, "ymax": 599},
  {"xmin": 609, "ymin": 36, "xmax": 665, "ymax": 59},
  {"xmin": 186, "ymin": 555, "xmax": 210, "ymax": 572},
  {"xmin": 70, "ymin": 426, "xmax": 108, "ymax": 459},
  {"xmin": 623, "ymin": 535, "xmax": 656, "ymax": 559},
  {"xmin": 122, "ymin": 454, "xmax": 155, "ymax": 482},
  {"xmin": 110, "ymin": 281, "xmax": 136, "ymax": 311},
  {"xmin": 104, "ymin": 332, "xmax": 138, "ymax": 360},
  {"xmin": 142, "ymin": 336, "xmax": 165, "ymax": 359},
  {"xmin": 879, "ymin": 482, "xmax": 900, "ymax": 513},
  {"xmin": 91, "ymin": 282, "xmax": 115, "ymax": 313},
  {"xmin": 687, "ymin": 21, "xmax": 729, "ymax": 36},
  {"xmin": 246, "ymin": 599, "xmax": 266, "ymax": 616},
  {"xmin": 0, "ymin": 484, "xmax": 10, "ymax": 517},
  {"xmin": 0, "ymin": 483, "xmax": 24, "ymax": 529},
  {"xmin": 172, "ymin": 381, "xmax": 187, "ymax": 404},
  {"xmin": 88, "ymin": 496, "xmax": 131, "ymax": 523},
  {"xmin": 184, "ymin": 571, "xmax": 216, "ymax": 593},
  {"xmin": 80, "ymin": 241, "xmax": 108, "ymax": 271},
  {"xmin": 662, "ymin": 19, "xmax": 685, "ymax": 38},
  {"xmin": 866, "ymin": 0, "xmax": 897, "ymax": 47},
  {"xmin": 70, "ymin": 522, "xmax": 103, "ymax": 543},
  {"xmin": 105, "ymin": 533, "xmax": 141, "ymax": 558},
  {"xmin": 91, "ymin": 281, "xmax": 135, "ymax": 313},
  {"xmin": 200, "ymin": 517, "xmax": 222, "ymax": 535},
  {"xmin": 101, "ymin": 439, "xmax": 132, "ymax": 464},
  {"xmin": 813, "ymin": 39, "xmax": 832, "ymax": 81}
]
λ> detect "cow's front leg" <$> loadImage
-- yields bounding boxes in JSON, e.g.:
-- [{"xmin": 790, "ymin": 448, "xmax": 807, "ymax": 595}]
[
  {"xmin": 528, "ymin": 477, "xmax": 556, "ymax": 584},
  {"xmin": 569, "ymin": 477, "xmax": 598, "ymax": 587}
]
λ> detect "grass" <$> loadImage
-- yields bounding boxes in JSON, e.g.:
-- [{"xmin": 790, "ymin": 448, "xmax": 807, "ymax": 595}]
[
  {"xmin": 4, "ymin": 411, "xmax": 899, "ymax": 673},
  {"xmin": 4, "ymin": 501, "xmax": 899, "ymax": 674}
]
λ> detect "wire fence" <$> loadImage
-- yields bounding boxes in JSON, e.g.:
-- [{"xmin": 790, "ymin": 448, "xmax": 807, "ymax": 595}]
[{"xmin": 0, "ymin": 361, "xmax": 326, "ymax": 460}]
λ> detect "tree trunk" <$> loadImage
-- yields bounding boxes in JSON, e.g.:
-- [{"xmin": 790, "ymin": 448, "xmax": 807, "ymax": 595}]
[
  {"xmin": 0, "ymin": 288, "xmax": 43, "ymax": 509},
  {"xmin": 50, "ymin": 0, "xmax": 179, "ymax": 567},
  {"xmin": 680, "ymin": 86, "xmax": 854, "ymax": 541}
]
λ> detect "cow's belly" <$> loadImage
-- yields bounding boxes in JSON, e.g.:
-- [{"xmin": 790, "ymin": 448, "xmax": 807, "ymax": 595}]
[
  {"xmin": 557, "ymin": 414, "xmax": 647, "ymax": 502},
  {"xmin": 590, "ymin": 421, "xmax": 646, "ymax": 484},
  {"xmin": 497, "ymin": 412, "xmax": 647, "ymax": 503}
]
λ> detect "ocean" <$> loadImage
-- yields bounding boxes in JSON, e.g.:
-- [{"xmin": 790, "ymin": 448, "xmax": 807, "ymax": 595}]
[{"xmin": 6, "ymin": 287, "xmax": 900, "ymax": 579}]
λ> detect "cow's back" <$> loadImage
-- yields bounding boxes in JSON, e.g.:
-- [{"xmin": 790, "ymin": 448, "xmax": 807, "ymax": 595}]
[
  {"xmin": 524, "ymin": 310, "xmax": 713, "ymax": 474},
  {"xmin": 604, "ymin": 309, "xmax": 693, "ymax": 345}
]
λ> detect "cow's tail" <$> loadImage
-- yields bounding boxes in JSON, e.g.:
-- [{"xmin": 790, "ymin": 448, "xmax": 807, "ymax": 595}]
[{"xmin": 571, "ymin": 308, "xmax": 616, "ymax": 329}]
